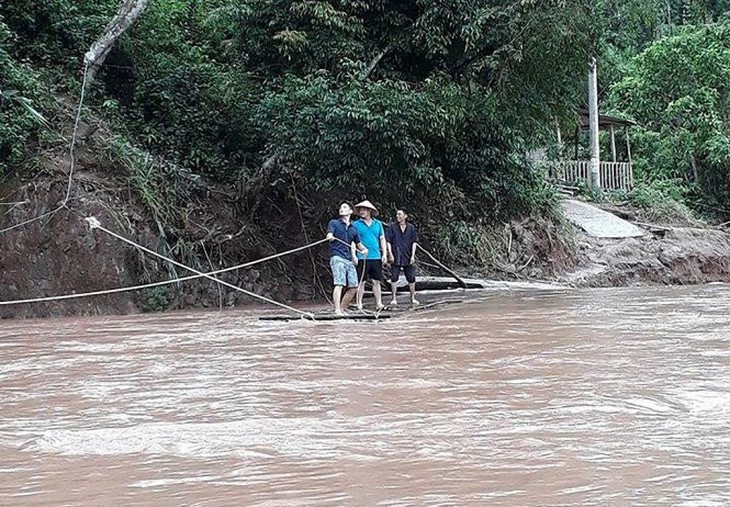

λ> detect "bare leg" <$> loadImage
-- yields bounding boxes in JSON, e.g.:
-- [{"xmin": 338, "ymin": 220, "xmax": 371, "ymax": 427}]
[
  {"xmin": 356, "ymin": 282, "xmax": 366, "ymax": 310},
  {"xmin": 372, "ymin": 280, "xmax": 383, "ymax": 309},
  {"xmin": 409, "ymin": 282, "xmax": 419, "ymax": 305},
  {"xmin": 390, "ymin": 282, "xmax": 398, "ymax": 305},
  {"xmin": 332, "ymin": 286, "xmax": 344, "ymax": 315},
  {"xmin": 341, "ymin": 287, "xmax": 357, "ymax": 311}
]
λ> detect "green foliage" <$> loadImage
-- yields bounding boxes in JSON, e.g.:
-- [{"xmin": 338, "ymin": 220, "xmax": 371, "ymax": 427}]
[
  {"xmin": 625, "ymin": 179, "xmax": 698, "ymax": 221},
  {"xmin": 109, "ymin": 1, "xmax": 250, "ymax": 177},
  {"xmin": 0, "ymin": 0, "xmax": 118, "ymax": 64},
  {"xmin": 627, "ymin": 178, "xmax": 688, "ymax": 207},
  {"xmin": 111, "ymin": 137, "xmax": 198, "ymax": 223},
  {"xmin": 426, "ymin": 220, "xmax": 496, "ymax": 266},
  {"xmin": 81, "ymin": 0, "xmax": 598, "ymax": 252},
  {"xmin": 0, "ymin": 17, "xmax": 49, "ymax": 173},
  {"xmin": 575, "ymin": 181, "xmax": 605, "ymax": 203},
  {"xmin": 141, "ymin": 286, "xmax": 171, "ymax": 312},
  {"xmin": 254, "ymin": 73, "xmax": 546, "ymax": 221},
  {"xmin": 610, "ymin": 23, "xmax": 730, "ymax": 211}
]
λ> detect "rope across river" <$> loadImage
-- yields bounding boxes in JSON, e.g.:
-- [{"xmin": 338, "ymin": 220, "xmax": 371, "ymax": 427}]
[
  {"xmin": 0, "ymin": 217, "xmax": 464, "ymax": 318},
  {"xmin": 0, "ymin": 217, "xmax": 327, "ymax": 317}
]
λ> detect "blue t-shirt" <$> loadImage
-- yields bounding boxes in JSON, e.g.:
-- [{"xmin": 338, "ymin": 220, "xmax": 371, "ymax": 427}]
[
  {"xmin": 327, "ymin": 218, "xmax": 360, "ymax": 260},
  {"xmin": 353, "ymin": 219, "xmax": 384, "ymax": 260}
]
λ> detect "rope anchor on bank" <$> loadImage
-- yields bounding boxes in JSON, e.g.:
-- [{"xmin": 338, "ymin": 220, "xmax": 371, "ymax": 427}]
[{"xmin": 85, "ymin": 216, "xmax": 101, "ymax": 230}]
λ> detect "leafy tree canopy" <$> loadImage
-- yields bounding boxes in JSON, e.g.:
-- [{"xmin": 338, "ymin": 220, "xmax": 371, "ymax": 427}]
[
  {"xmin": 610, "ymin": 22, "xmax": 730, "ymax": 208},
  {"xmin": 0, "ymin": 1, "xmax": 610, "ymax": 255}
]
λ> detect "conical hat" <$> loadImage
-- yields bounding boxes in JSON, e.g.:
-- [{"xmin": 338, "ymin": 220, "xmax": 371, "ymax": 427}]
[{"xmin": 355, "ymin": 200, "xmax": 378, "ymax": 215}]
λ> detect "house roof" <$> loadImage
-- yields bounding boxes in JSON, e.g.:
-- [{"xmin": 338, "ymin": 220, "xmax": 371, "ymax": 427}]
[{"xmin": 578, "ymin": 109, "xmax": 636, "ymax": 129}]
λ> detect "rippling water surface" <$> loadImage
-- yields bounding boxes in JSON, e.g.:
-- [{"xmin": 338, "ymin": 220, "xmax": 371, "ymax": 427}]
[{"xmin": 1, "ymin": 285, "xmax": 729, "ymax": 506}]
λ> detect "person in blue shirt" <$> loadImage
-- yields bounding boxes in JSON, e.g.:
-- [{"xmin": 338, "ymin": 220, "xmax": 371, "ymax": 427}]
[
  {"xmin": 326, "ymin": 202, "xmax": 368, "ymax": 316},
  {"xmin": 352, "ymin": 200, "xmax": 388, "ymax": 311},
  {"xmin": 386, "ymin": 208, "xmax": 419, "ymax": 306}
]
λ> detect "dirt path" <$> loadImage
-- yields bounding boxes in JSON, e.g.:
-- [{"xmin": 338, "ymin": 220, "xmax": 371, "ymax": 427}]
[{"xmin": 562, "ymin": 199, "xmax": 645, "ymax": 238}]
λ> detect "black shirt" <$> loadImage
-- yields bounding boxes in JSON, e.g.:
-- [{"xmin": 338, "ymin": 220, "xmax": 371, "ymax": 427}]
[{"xmin": 386, "ymin": 222, "xmax": 419, "ymax": 266}]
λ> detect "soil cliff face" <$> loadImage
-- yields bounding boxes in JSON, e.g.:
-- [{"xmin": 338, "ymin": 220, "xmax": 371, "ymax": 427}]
[
  {"xmin": 0, "ymin": 172, "xmax": 319, "ymax": 319},
  {"xmin": 562, "ymin": 225, "xmax": 730, "ymax": 287},
  {"xmin": 0, "ymin": 179, "xmax": 139, "ymax": 318}
]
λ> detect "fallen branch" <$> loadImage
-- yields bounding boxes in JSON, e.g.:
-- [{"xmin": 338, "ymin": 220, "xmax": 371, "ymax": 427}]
[
  {"xmin": 517, "ymin": 254, "xmax": 534, "ymax": 272},
  {"xmin": 416, "ymin": 245, "xmax": 468, "ymax": 289}
]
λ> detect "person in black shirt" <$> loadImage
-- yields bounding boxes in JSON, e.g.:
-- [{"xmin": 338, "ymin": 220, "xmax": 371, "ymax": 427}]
[{"xmin": 385, "ymin": 208, "xmax": 419, "ymax": 306}]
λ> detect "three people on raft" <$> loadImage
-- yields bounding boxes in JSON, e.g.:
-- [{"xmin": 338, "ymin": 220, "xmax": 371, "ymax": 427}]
[{"xmin": 326, "ymin": 200, "xmax": 419, "ymax": 316}]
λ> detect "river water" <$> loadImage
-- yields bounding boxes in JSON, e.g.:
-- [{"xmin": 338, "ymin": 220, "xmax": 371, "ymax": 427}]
[{"xmin": 1, "ymin": 284, "xmax": 729, "ymax": 506}]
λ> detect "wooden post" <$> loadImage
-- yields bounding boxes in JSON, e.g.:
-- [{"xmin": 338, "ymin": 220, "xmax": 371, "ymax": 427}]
[
  {"xmin": 625, "ymin": 127, "xmax": 634, "ymax": 189},
  {"xmin": 588, "ymin": 57, "xmax": 601, "ymax": 189},
  {"xmin": 574, "ymin": 125, "xmax": 580, "ymax": 161},
  {"xmin": 610, "ymin": 125, "xmax": 617, "ymax": 162},
  {"xmin": 553, "ymin": 120, "xmax": 563, "ymax": 180}
]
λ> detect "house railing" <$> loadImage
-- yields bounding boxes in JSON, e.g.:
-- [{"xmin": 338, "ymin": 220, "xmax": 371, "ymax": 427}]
[{"xmin": 552, "ymin": 161, "xmax": 634, "ymax": 191}]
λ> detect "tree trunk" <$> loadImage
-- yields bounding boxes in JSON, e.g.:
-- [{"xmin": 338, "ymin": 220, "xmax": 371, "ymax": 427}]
[{"xmin": 85, "ymin": 0, "xmax": 153, "ymax": 84}]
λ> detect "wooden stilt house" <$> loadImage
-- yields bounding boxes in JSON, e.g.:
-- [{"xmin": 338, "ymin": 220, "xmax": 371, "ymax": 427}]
[{"xmin": 553, "ymin": 110, "xmax": 636, "ymax": 191}]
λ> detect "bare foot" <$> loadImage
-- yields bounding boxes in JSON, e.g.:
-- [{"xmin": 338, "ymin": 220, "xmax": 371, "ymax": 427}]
[
  {"xmin": 410, "ymin": 299, "xmax": 420, "ymax": 306},
  {"xmin": 390, "ymin": 298, "xmax": 398, "ymax": 306}
]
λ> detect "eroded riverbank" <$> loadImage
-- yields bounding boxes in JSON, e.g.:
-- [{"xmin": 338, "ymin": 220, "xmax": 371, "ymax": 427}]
[{"xmin": 1, "ymin": 175, "xmax": 730, "ymax": 319}]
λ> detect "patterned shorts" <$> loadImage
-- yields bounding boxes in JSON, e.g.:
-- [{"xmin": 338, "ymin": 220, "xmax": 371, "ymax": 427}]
[{"xmin": 330, "ymin": 256, "xmax": 358, "ymax": 288}]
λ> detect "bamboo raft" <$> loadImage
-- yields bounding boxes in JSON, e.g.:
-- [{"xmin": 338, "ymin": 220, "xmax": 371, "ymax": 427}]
[
  {"xmin": 259, "ymin": 296, "xmax": 465, "ymax": 322},
  {"xmin": 260, "ymin": 313, "xmax": 391, "ymax": 321}
]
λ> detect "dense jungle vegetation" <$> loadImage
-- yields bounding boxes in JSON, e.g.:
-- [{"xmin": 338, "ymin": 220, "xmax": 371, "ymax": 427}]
[{"xmin": 1, "ymin": 0, "xmax": 730, "ymax": 268}]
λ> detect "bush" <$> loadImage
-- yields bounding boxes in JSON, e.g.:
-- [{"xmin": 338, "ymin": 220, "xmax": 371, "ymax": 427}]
[
  {"xmin": 141, "ymin": 286, "xmax": 171, "ymax": 312},
  {"xmin": 0, "ymin": 17, "xmax": 47, "ymax": 173},
  {"xmin": 610, "ymin": 23, "xmax": 730, "ymax": 213},
  {"xmin": 625, "ymin": 179, "xmax": 696, "ymax": 222}
]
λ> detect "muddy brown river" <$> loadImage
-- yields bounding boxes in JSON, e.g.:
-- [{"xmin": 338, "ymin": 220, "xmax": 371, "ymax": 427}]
[{"xmin": 1, "ymin": 285, "xmax": 729, "ymax": 506}]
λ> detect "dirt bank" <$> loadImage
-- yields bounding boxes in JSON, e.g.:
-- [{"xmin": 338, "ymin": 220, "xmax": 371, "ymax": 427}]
[
  {"xmin": 0, "ymin": 171, "xmax": 321, "ymax": 319},
  {"xmin": 560, "ymin": 219, "xmax": 730, "ymax": 287}
]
